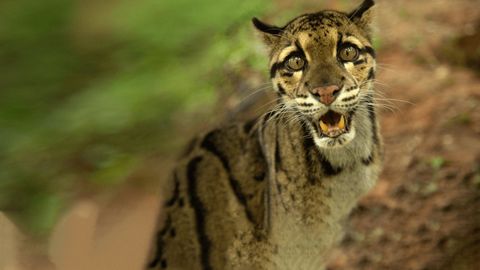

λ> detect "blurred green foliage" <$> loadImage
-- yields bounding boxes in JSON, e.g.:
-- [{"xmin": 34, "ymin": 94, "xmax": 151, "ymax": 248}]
[
  {"xmin": 0, "ymin": 0, "xmax": 269, "ymax": 235},
  {"xmin": 430, "ymin": 156, "xmax": 446, "ymax": 171}
]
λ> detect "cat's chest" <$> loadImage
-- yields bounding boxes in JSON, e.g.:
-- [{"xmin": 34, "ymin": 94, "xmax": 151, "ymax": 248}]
[
  {"xmin": 264, "ymin": 165, "xmax": 375, "ymax": 270},
  {"xmin": 272, "ymin": 161, "xmax": 374, "ymax": 220}
]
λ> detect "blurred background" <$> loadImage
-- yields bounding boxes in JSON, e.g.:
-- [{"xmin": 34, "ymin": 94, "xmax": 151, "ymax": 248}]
[{"xmin": 0, "ymin": 0, "xmax": 479, "ymax": 269}]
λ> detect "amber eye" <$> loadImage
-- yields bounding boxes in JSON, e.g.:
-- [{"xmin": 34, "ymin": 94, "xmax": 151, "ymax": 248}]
[
  {"xmin": 339, "ymin": 45, "xmax": 359, "ymax": 62},
  {"xmin": 285, "ymin": 56, "xmax": 305, "ymax": 71}
]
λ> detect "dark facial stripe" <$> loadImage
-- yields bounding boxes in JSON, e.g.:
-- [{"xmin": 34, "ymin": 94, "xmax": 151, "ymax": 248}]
[
  {"xmin": 362, "ymin": 46, "xmax": 376, "ymax": 58},
  {"xmin": 341, "ymin": 95, "xmax": 357, "ymax": 102},
  {"xmin": 280, "ymin": 71, "xmax": 293, "ymax": 77},
  {"xmin": 200, "ymin": 132, "xmax": 255, "ymax": 223},
  {"xmin": 186, "ymin": 156, "xmax": 212, "ymax": 270},
  {"xmin": 343, "ymin": 100, "xmax": 359, "ymax": 107},
  {"xmin": 294, "ymin": 40, "xmax": 306, "ymax": 58},
  {"xmin": 364, "ymin": 95, "xmax": 379, "ymax": 145},
  {"xmin": 336, "ymin": 32, "xmax": 343, "ymax": 53},
  {"xmin": 367, "ymin": 67, "xmax": 375, "ymax": 80},
  {"xmin": 345, "ymin": 86, "xmax": 357, "ymax": 92},
  {"xmin": 270, "ymin": 62, "xmax": 282, "ymax": 78},
  {"xmin": 298, "ymin": 102, "xmax": 313, "ymax": 107},
  {"xmin": 302, "ymin": 109, "xmax": 320, "ymax": 113},
  {"xmin": 277, "ymin": 83, "xmax": 286, "ymax": 95},
  {"xmin": 353, "ymin": 59, "xmax": 366, "ymax": 65}
]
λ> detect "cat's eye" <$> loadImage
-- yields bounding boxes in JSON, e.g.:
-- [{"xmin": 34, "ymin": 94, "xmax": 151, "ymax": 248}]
[
  {"xmin": 285, "ymin": 56, "xmax": 305, "ymax": 71},
  {"xmin": 338, "ymin": 45, "xmax": 359, "ymax": 62}
]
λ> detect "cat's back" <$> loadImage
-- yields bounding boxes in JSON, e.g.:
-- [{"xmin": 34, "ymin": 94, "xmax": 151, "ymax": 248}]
[{"xmin": 148, "ymin": 121, "xmax": 267, "ymax": 269}]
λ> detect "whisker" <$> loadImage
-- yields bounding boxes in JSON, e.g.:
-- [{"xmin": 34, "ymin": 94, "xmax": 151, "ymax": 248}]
[{"xmin": 255, "ymin": 97, "xmax": 283, "ymax": 113}]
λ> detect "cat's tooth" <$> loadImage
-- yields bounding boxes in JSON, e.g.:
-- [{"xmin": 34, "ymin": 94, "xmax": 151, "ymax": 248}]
[
  {"xmin": 320, "ymin": 120, "xmax": 329, "ymax": 133},
  {"xmin": 338, "ymin": 115, "xmax": 345, "ymax": 130}
]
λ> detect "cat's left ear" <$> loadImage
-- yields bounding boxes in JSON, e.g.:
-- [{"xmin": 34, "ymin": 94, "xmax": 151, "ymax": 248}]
[
  {"xmin": 252, "ymin": 17, "xmax": 284, "ymax": 47},
  {"xmin": 348, "ymin": 0, "xmax": 375, "ymax": 35}
]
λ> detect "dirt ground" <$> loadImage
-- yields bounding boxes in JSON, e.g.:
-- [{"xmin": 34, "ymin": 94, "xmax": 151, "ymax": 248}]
[{"xmin": 1, "ymin": 0, "xmax": 480, "ymax": 269}]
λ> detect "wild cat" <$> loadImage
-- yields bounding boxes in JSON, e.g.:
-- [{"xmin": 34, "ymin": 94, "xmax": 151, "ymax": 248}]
[{"xmin": 148, "ymin": 1, "xmax": 382, "ymax": 269}]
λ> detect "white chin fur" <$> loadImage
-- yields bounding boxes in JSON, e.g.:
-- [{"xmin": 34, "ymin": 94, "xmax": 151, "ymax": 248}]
[{"xmin": 312, "ymin": 126, "xmax": 356, "ymax": 149}]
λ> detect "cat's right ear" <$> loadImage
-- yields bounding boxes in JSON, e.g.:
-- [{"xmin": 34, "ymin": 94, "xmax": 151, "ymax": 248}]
[{"xmin": 252, "ymin": 17, "xmax": 283, "ymax": 46}]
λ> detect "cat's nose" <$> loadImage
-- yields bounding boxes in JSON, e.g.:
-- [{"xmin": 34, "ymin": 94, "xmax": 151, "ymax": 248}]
[{"xmin": 309, "ymin": 85, "xmax": 342, "ymax": 105}]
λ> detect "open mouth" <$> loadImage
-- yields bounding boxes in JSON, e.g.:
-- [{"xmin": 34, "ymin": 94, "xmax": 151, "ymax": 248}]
[{"xmin": 317, "ymin": 110, "xmax": 351, "ymax": 138}]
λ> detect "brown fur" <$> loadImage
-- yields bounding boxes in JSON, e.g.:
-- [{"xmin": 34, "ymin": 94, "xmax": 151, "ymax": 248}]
[{"xmin": 148, "ymin": 1, "xmax": 382, "ymax": 269}]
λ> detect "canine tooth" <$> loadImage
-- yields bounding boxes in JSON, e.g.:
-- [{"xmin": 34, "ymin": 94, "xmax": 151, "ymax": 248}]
[
  {"xmin": 339, "ymin": 115, "xmax": 345, "ymax": 130},
  {"xmin": 320, "ymin": 120, "xmax": 329, "ymax": 133}
]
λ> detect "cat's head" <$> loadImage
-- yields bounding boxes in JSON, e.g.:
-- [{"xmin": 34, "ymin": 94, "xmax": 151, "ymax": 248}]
[{"xmin": 254, "ymin": 0, "xmax": 376, "ymax": 148}]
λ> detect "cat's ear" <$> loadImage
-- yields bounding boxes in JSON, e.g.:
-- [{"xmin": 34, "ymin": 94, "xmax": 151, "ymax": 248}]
[
  {"xmin": 252, "ymin": 17, "xmax": 283, "ymax": 46},
  {"xmin": 348, "ymin": 0, "xmax": 375, "ymax": 35}
]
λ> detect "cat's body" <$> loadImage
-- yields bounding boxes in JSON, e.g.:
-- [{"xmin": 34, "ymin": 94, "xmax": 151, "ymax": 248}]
[{"xmin": 148, "ymin": 1, "xmax": 382, "ymax": 269}]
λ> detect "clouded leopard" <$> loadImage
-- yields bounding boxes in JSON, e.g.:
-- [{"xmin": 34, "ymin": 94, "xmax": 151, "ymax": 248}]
[{"xmin": 148, "ymin": 0, "xmax": 382, "ymax": 269}]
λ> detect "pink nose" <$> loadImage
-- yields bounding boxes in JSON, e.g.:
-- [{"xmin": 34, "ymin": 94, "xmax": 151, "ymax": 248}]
[{"xmin": 310, "ymin": 85, "xmax": 341, "ymax": 105}]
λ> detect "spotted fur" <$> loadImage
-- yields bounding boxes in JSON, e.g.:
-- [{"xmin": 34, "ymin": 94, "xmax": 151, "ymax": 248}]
[{"xmin": 148, "ymin": 1, "xmax": 382, "ymax": 269}]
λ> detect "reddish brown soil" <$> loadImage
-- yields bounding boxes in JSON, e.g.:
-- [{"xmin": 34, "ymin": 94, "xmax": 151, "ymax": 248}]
[{"xmin": 327, "ymin": 51, "xmax": 480, "ymax": 270}]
